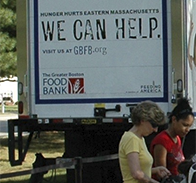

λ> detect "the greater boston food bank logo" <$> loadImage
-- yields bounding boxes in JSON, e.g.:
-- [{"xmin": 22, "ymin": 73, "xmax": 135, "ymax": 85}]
[{"xmin": 42, "ymin": 73, "xmax": 84, "ymax": 95}]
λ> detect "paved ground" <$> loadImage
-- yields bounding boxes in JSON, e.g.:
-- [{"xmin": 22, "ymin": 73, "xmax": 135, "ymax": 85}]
[{"xmin": 0, "ymin": 112, "xmax": 17, "ymax": 120}]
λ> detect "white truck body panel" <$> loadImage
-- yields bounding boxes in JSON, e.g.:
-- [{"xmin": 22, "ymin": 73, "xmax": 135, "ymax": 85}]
[
  {"xmin": 27, "ymin": 0, "xmax": 172, "ymax": 118},
  {"xmin": 186, "ymin": 0, "xmax": 196, "ymax": 116}
]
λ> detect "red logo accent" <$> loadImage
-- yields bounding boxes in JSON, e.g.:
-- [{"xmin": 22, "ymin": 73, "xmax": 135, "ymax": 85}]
[{"xmin": 68, "ymin": 78, "xmax": 84, "ymax": 94}]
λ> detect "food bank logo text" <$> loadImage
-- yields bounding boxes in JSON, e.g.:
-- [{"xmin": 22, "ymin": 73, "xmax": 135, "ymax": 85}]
[{"xmin": 42, "ymin": 77, "xmax": 84, "ymax": 95}]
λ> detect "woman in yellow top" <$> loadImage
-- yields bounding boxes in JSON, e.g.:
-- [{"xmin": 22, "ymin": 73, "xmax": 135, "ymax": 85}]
[{"xmin": 119, "ymin": 101, "xmax": 171, "ymax": 183}]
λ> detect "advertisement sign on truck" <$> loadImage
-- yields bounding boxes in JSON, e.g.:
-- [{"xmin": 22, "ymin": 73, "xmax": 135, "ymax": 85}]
[{"xmin": 28, "ymin": 0, "xmax": 171, "ymax": 117}]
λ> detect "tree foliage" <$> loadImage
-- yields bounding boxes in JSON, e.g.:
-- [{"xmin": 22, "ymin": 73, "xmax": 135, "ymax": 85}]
[{"xmin": 0, "ymin": 0, "xmax": 17, "ymax": 78}]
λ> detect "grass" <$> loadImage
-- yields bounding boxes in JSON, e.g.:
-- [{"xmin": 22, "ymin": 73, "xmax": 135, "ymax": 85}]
[
  {"xmin": 0, "ymin": 131, "xmax": 67, "ymax": 183},
  {"xmin": 0, "ymin": 104, "xmax": 18, "ymax": 114},
  {"xmin": 0, "ymin": 104, "xmax": 67, "ymax": 182}
]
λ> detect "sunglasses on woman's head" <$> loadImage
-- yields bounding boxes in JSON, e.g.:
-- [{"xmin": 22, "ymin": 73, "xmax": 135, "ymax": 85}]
[{"xmin": 149, "ymin": 120, "xmax": 159, "ymax": 128}]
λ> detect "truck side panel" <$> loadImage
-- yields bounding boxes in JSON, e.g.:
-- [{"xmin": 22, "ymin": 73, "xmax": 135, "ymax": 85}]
[
  {"xmin": 28, "ymin": 0, "xmax": 172, "ymax": 118},
  {"xmin": 17, "ymin": 0, "xmax": 29, "ymax": 116}
]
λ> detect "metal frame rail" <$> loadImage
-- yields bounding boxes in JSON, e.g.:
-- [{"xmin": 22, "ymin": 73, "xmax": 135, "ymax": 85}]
[
  {"xmin": 7, "ymin": 118, "xmax": 130, "ymax": 166},
  {"xmin": 0, "ymin": 154, "xmax": 119, "ymax": 183}
]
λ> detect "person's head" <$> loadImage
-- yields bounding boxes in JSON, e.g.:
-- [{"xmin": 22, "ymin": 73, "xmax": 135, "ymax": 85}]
[
  {"xmin": 131, "ymin": 100, "xmax": 165, "ymax": 131},
  {"xmin": 168, "ymin": 98, "xmax": 194, "ymax": 137}
]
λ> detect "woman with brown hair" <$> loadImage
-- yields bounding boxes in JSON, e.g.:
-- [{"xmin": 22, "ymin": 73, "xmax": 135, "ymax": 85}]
[{"xmin": 119, "ymin": 101, "xmax": 170, "ymax": 183}]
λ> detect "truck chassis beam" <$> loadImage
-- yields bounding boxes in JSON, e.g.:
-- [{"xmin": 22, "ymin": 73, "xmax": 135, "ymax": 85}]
[{"xmin": 8, "ymin": 118, "xmax": 130, "ymax": 166}]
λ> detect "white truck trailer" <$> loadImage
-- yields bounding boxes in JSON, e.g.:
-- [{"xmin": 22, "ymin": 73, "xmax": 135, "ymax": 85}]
[{"xmin": 8, "ymin": 0, "xmax": 196, "ymax": 182}]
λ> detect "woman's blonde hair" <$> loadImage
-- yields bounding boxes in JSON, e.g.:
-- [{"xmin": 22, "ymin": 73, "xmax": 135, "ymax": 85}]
[{"xmin": 131, "ymin": 100, "xmax": 165, "ymax": 125}]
